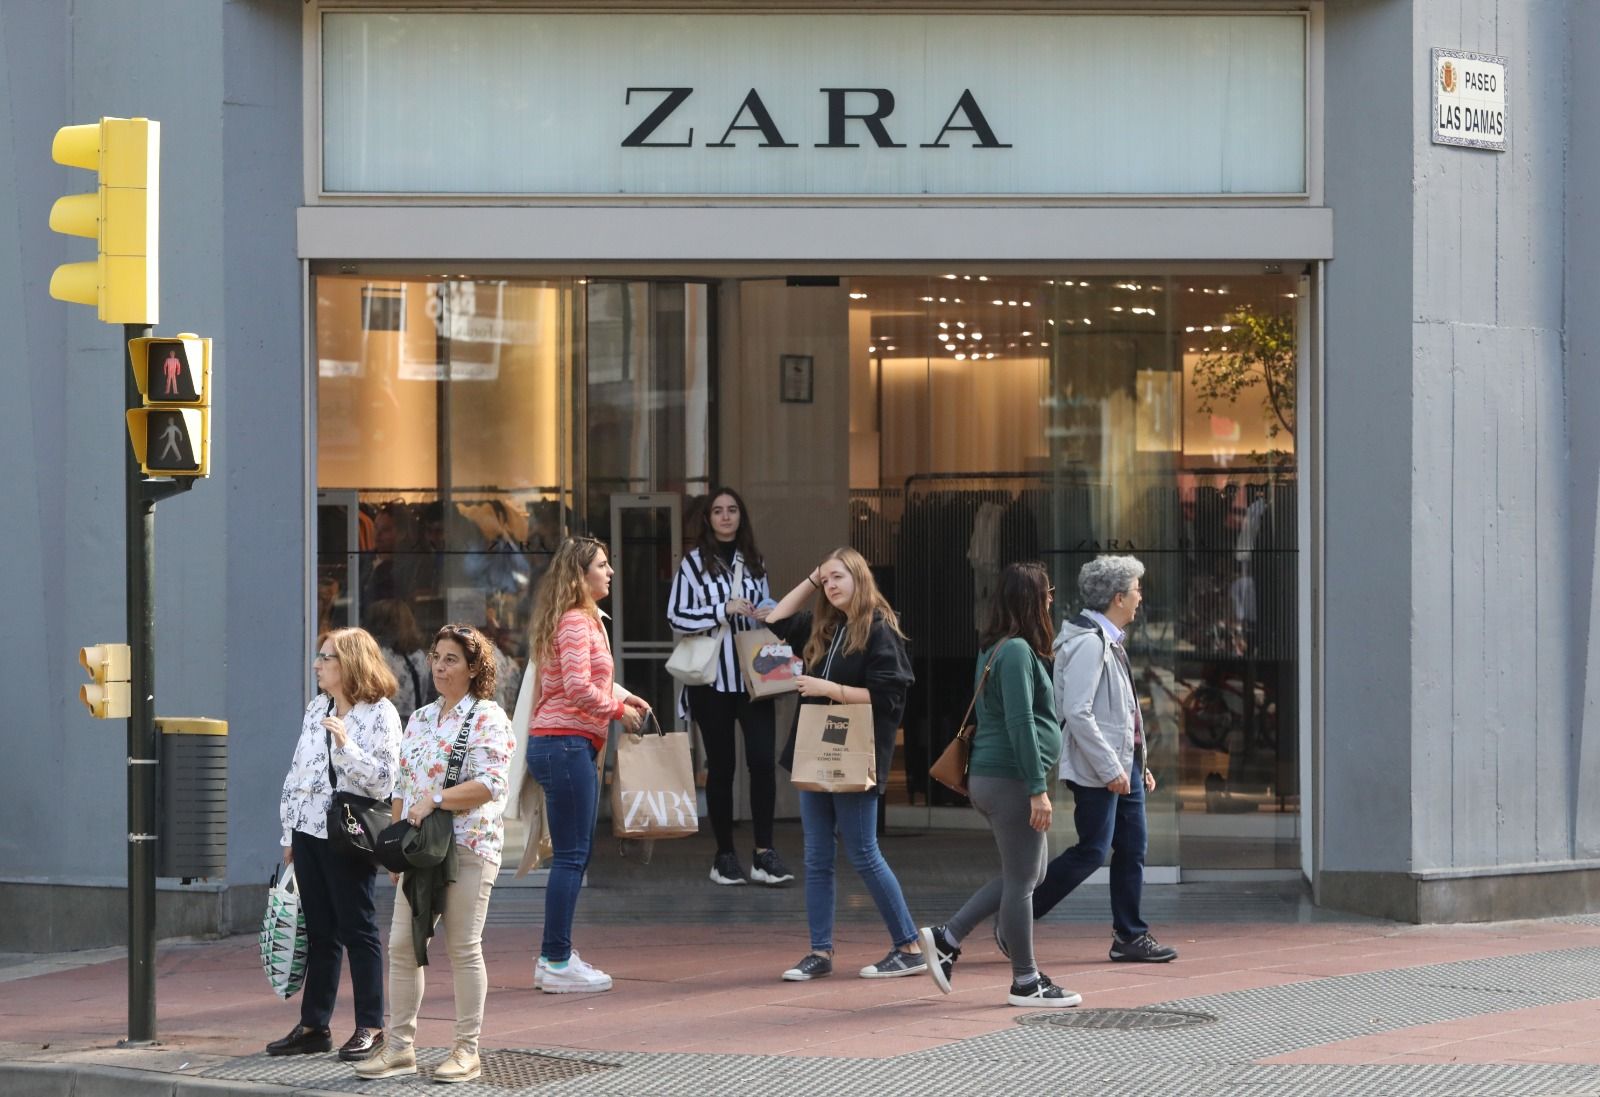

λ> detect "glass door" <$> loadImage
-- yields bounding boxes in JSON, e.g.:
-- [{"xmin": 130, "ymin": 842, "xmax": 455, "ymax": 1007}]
[{"xmin": 608, "ymin": 493, "xmax": 684, "ymax": 727}]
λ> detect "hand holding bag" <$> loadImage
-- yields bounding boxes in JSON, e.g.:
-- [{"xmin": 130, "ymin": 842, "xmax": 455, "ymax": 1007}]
[
  {"xmin": 375, "ymin": 702, "xmax": 479, "ymax": 874},
  {"xmin": 735, "ymin": 627, "xmax": 802, "ymax": 699},
  {"xmin": 928, "ymin": 645, "xmax": 1003, "ymax": 797},
  {"xmin": 666, "ymin": 557, "xmax": 744, "ymax": 685},
  {"xmin": 259, "ymin": 864, "xmax": 309, "ymax": 999},
  {"xmin": 610, "ymin": 711, "xmax": 700, "ymax": 839},
  {"xmin": 322, "ymin": 697, "xmax": 390, "ymax": 863}
]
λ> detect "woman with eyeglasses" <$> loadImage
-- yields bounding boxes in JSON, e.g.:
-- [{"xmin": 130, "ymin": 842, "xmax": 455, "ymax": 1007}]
[
  {"xmin": 524, "ymin": 537, "xmax": 651, "ymax": 995},
  {"xmin": 269, "ymin": 628, "xmax": 401, "ymax": 1063},
  {"xmin": 917, "ymin": 563, "xmax": 1079, "ymax": 1009},
  {"xmin": 354, "ymin": 623, "xmax": 515, "ymax": 1085}
]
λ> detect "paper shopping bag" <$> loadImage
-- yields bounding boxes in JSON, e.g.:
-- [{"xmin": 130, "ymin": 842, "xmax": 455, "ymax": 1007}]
[
  {"xmin": 735, "ymin": 627, "xmax": 803, "ymax": 699},
  {"xmin": 610, "ymin": 722, "xmax": 700, "ymax": 839},
  {"xmin": 789, "ymin": 702, "xmax": 876, "ymax": 793}
]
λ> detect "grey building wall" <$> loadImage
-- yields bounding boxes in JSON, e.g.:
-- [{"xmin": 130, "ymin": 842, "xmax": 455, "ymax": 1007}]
[
  {"xmin": 0, "ymin": 0, "xmax": 302, "ymax": 949},
  {"xmin": 1321, "ymin": 0, "xmax": 1590, "ymax": 921}
]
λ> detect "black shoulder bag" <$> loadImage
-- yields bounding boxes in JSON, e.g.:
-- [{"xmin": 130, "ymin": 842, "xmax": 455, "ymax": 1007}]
[
  {"xmin": 374, "ymin": 701, "xmax": 479, "ymax": 875},
  {"xmin": 324, "ymin": 696, "xmax": 391, "ymax": 863}
]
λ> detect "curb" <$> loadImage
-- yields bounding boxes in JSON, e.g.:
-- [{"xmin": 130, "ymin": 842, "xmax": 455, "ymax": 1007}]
[{"xmin": 1, "ymin": 1060, "xmax": 345, "ymax": 1097}]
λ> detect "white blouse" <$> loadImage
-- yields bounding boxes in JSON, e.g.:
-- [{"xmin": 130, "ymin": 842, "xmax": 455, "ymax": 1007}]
[{"xmin": 278, "ymin": 695, "xmax": 402, "ymax": 847}]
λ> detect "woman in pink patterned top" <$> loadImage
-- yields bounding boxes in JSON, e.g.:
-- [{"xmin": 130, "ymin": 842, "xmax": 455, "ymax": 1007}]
[{"xmin": 526, "ymin": 537, "xmax": 651, "ymax": 994}]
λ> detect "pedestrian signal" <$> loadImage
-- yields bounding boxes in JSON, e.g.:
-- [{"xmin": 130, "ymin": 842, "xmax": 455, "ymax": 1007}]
[
  {"xmin": 127, "ymin": 334, "xmax": 210, "ymax": 477},
  {"xmin": 48, "ymin": 117, "xmax": 159, "ymax": 324},
  {"xmin": 79, "ymin": 643, "xmax": 131, "ymax": 719}
]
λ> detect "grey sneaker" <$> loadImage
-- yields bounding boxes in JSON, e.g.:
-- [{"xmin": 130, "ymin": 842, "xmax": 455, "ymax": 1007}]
[
  {"xmin": 1007, "ymin": 972, "xmax": 1082, "ymax": 1009},
  {"xmin": 782, "ymin": 952, "xmax": 833, "ymax": 981},
  {"xmin": 859, "ymin": 948, "xmax": 928, "ymax": 978},
  {"xmin": 750, "ymin": 848, "xmax": 794, "ymax": 886},
  {"xmin": 709, "ymin": 850, "xmax": 747, "ymax": 885},
  {"xmin": 1110, "ymin": 932, "xmax": 1178, "ymax": 963}
]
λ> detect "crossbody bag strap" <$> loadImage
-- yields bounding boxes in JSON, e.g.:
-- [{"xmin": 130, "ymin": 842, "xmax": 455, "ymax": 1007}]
[
  {"xmin": 322, "ymin": 695, "xmax": 340, "ymax": 791},
  {"xmin": 955, "ymin": 644, "xmax": 1006, "ymax": 740},
  {"xmin": 443, "ymin": 700, "xmax": 482, "ymax": 790}
]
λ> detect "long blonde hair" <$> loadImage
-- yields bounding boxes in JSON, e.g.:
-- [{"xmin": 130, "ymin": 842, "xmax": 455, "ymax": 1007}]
[
  {"xmin": 528, "ymin": 537, "xmax": 606, "ymax": 664},
  {"xmin": 802, "ymin": 546, "xmax": 906, "ymax": 670}
]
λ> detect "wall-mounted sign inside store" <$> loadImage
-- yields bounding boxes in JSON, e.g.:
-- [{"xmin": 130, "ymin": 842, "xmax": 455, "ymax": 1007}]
[{"xmin": 1431, "ymin": 48, "xmax": 1507, "ymax": 151}]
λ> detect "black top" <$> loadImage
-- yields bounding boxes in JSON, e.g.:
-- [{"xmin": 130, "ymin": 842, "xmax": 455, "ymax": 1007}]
[{"xmin": 769, "ymin": 609, "xmax": 914, "ymax": 790}]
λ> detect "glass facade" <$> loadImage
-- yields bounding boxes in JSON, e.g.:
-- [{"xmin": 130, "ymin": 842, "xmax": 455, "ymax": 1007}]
[{"xmin": 314, "ymin": 268, "xmax": 1303, "ymax": 870}]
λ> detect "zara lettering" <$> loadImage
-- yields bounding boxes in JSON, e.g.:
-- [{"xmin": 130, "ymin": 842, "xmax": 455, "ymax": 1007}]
[
  {"xmin": 622, "ymin": 87, "xmax": 1011, "ymax": 149},
  {"xmin": 620, "ymin": 788, "xmax": 697, "ymax": 829}
]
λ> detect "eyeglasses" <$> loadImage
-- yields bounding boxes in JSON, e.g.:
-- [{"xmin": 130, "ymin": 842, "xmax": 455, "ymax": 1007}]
[{"xmin": 313, "ymin": 652, "xmax": 337, "ymax": 664}]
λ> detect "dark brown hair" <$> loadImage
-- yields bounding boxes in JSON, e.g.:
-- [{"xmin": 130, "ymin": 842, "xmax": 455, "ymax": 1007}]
[
  {"xmin": 979, "ymin": 562, "xmax": 1055, "ymax": 659},
  {"xmin": 431, "ymin": 623, "xmax": 498, "ymax": 700},
  {"xmin": 692, "ymin": 486, "xmax": 767, "ymax": 580}
]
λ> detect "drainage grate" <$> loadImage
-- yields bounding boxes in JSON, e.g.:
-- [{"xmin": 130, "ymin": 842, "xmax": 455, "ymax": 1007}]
[
  {"xmin": 432, "ymin": 1049, "xmax": 619, "ymax": 1088},
  {"xmin": 1017, "ymin": 1008, "xmax": 1217, "ymax": 1032}
]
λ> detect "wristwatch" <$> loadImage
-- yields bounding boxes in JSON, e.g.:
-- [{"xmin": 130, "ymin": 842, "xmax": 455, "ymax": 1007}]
[{"xmin": 431, "ymin": 793, "xmax": 444, "ymax": 807}]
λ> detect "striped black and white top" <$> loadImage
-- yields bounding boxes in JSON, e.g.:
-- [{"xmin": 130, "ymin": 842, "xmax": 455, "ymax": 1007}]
[{"xmin": 666, "ymin": 547, "xmax": 772, "ymax": 695}]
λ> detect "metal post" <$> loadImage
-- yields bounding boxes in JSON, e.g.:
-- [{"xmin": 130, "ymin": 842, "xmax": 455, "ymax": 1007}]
[{"xmin": 124, "ymin": 322, "xmax": 157, "ymax": 1044}]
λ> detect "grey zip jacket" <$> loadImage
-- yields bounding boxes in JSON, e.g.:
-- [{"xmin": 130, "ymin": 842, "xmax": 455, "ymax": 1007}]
[{"xmin": 1053, "ymin": 613, "xmax": 1137, "ymax": 787}]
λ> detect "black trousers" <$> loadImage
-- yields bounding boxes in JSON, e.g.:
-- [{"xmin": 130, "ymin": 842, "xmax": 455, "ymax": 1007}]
[
  {"xmin": 291, "ymin": 829, "xmax": 384, "ymax": 1030},
  {"xmin": 686, "ymin": 685, "xmax": 777, "ymax": 853}
]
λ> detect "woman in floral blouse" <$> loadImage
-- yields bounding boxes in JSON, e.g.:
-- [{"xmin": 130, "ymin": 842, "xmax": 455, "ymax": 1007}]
[
  {"xmin": 355, "ymin": 623, "xmax": 514, "ymax": 1086},
  {"xmin": 269, "ymin": 627, "xmax": 400, "ymax": 1063}
]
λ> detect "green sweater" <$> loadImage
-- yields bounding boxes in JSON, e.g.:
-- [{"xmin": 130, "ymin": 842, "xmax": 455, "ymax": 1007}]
[{"xmin": 965, "ymin": 638, "xmax": 1063, "ymax": 795}]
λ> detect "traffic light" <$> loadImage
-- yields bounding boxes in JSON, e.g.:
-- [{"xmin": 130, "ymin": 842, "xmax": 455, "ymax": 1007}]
[
  {"xmin": 79, "ymin": 643, "xmax": 131, "ymax": 719},
  {"xmin": 126, "ymin": 334, "xmax": 210, "ymax": 477},
  {"xmin": 48, "ymin": 116, "xmax": 159, "ymax": 324}
]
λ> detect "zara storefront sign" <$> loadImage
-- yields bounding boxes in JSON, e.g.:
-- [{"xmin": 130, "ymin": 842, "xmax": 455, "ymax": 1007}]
[
  {"xmin": 319, "ymin": 11, "xmax": 1308, "ymax": 197},
  {"xmin": 1431, "ymin": 48, "xmax": 1508, "ymax": 151}
]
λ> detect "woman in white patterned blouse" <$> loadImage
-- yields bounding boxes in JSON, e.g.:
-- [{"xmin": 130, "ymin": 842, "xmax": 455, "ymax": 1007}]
[{"xmin": 269, "ymin": 628, "xmax": 400, "ymax": 1063}]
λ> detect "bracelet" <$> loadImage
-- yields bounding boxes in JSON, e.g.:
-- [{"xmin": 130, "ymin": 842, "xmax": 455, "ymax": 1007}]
[{"xmin": 807, "ymin": 574, "xmax": 821, "ymax": 589}]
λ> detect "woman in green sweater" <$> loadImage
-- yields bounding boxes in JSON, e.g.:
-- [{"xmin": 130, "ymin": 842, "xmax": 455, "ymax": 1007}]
[{"xmin": 918, "ymin": 563, "xmax": 1080, "ymax": 1008}]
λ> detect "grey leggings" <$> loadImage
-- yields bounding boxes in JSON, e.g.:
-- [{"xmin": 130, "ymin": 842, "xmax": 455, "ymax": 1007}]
[{"xmin": 945, "ymin": 775, "xmax": 1049, "ymax": 982}]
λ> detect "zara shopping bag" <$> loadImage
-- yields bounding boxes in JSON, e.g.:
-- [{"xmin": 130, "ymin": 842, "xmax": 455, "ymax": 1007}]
[
  {"xmin": 789, "ymin": 702, "xmax": 877, "ymax": 793},
  {"xmin": 735, "ymin": 627, "xmax": 803, "ymax": 699},
  {"xmin": 610, "ymin": 713, "xmax": 700, "ymax": 839},
  {"xmin": 258, "ymin": 864, "xmax": 309, "ymax": 999}
]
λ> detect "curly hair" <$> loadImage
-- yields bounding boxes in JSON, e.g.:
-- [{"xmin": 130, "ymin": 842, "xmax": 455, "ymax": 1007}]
[
  {"xmin": 323, "ymin": 627, "xmax": 400, "ymax": 705},
  {"xmin": 431, "ymin": 623, "xmax": 497, "ymax": 701},
  {"xmin": 528, "ymin": 537, "xmax": 607, "ymax": 665},
  {"xmin": 802, "ymin": 546, "xmax": 906, "ymax": 670},
  {"xmin": 1078, "ymin": 555, "xmax": 1145, "ymax": 612}
]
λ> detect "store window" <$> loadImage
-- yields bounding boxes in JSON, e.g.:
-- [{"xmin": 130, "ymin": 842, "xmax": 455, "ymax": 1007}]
[
  {"xmin": 314, "ymin": 274, "xmax": 577, "ymax": 719},
  {"xmin": 846, "ymin": 273, "xmax": 1303, "ymax": 869}
]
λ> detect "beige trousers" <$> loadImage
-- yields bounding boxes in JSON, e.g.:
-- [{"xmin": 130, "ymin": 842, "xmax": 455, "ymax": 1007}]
[{"xmin": 385, "ymin": 848, "xmax": 498, "ymax": 1054}]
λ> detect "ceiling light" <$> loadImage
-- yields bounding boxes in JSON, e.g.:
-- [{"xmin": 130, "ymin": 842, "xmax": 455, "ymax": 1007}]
[
  {"xmin": 955, "ymin": 332, "xmax": 966, "ymax": 340},
  {"xmin": 957, "ymin": 321, "xmax": 967, "ymax": 328},
  {"xmin": 939, "ymin": 321, "xmax": 949, "ymax": 329},
  {"xmin": 868, "ymin": 346, "xmax": 877, "ymax": 353},
  {"xmin": 986, "ymin": 352, "xmax": 995, "ymax": 359},
  {"xmin": 1111, "ymin": 306, "xmax": 1124, "ymax": 312},
  {"xmin": 1022, "ymin": 301, "xmax": 1032, "ymax": 307},
  {"xmin": 971, "ymin": 332, "xmax": 983, "ymax": 341},
  {"xmin": 849, "ymin": 292, "xmax": 868, "ymax": 300},
  {"xmin": 1185, "ymin": 326, "xmax": 1195, "ymax": 332},
  {"xmin": 944, "ymin": 274, "xmax": 958, "ymax": 280},
  {"xmin": 1082, "ymin": 319, "xmax": 1091, "ymax": 325},
  {"xmin": 1040, "ymin": 341, "xmax": 1049, "ymax": 347},
  {"xmin": 920, "ymin": 296, "xmax": 935, "ymax": 302},
  {"xmin": 955, "ymin": 352, "xmax": 967, "ymax": 360},
  {"xmin": 885, "ymin": 345, "xmax": 896, "ymax": 351},
  {"xmin": 1219, "ymin": 324, "xmax": 1232, "ymax": 333},
  {"xmin": 978, "ymin": 275, "xmax": 989, "ymax": 281},
  {"xmin": 1007, "ymin": 300, "xmax": 1018, "ymax": 307},
  {"xmin": 992, "ymin": 299, "xmax": 1005, "ymax": 306},
  {"xmin": 1203, "ymin": 325, "xmax": 1213, "ymax": 332}
]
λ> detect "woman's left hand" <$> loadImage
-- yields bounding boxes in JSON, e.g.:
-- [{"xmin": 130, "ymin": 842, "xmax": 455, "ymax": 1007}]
[
  {"xmin": 793, "ymin": 675, "xmax": 840, "ymax": 700},
  {"xmin": 1144, "ymin": 770, "xmax": 1157, "ymax": 793},
  {"xmin": 407, "ymin": 798, "xmax": 436, "ymax": 827},
  {"xmin": 623, "ymin": 694, "xmax": 651, "ymax": 713},
  {"xmin": 320, "ymin": 716, "xmax": 348, "ymax": 748},
  {"xmin": 1028, "ymin": 792, "xmax": 1053, "ymax": 832}
]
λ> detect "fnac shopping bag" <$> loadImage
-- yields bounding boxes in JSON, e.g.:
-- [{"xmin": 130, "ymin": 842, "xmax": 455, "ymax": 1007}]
[
  {"xmin": 790, "ymin": 702, "xmax": 876, "ymax": 793},
  {"xmin": 735, "ymin": 627, "xmax": 803, "ymax": 700},
  {"xmin": 610, "ymin": 715, "xmax": 699, "ymax": 839},
  {"xmin": 259, "ymin": 864, "xmax": 309, "ymax": 999}
]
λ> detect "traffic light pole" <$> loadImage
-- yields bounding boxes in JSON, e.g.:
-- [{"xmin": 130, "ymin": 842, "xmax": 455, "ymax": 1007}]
[{"xmin": 122, "ymin": 322, "xmax": 190, "ymax": 1045}]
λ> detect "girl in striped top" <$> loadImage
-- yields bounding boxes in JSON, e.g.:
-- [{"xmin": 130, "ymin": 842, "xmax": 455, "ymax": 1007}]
[
  {"xmin": 526, "ymin": 537, "xmax": 651, "ymax": 994},
  {"xmin": 666, "ymin": 488, "xmax": 793, "ymax": 888}
]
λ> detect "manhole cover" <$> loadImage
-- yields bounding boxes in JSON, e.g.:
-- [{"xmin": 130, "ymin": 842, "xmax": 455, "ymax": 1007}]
[
  {"xmin": 426, "ymin": 1050, "xmax": 619, "ymax": 1088},
  {"xmin": 1017, "ymin": 1007, "xmax": 1217, "ymax": 1031}
]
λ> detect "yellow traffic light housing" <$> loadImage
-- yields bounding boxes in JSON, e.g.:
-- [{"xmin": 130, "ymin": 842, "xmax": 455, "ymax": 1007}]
[
  {"xmin": 127, "ymin": 334, "xmax": 210, "ymax": 477},
  {"xmin": 49, "ymin": 117, "xmax": 159, "ymax": 324},
  {"xmin": 79, "ymin": 643, "xmax": 132, "ymax": 719}
]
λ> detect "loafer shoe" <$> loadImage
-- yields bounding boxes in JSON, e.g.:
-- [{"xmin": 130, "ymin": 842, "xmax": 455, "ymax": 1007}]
[
  {"xmin": 265, "ymin": 1023, "xmax": 332, "ymax": 1056},
  {"xmin": 337, "ymin": 1027, "xmax": 382, "ymax": 1062}
]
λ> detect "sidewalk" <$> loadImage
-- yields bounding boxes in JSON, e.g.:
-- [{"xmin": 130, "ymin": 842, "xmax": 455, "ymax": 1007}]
[{"xmin": 5, "ymin": 828, "xmax": 1600, "ymax": 1095}]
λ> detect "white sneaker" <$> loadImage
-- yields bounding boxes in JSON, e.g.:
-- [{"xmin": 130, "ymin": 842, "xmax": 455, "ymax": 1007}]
[
  {"xmin": 540, "ymin": 952, "xmax": 613, "ymax": 994},
  {"xmin": 538, "ymin": 949, "xmax": 596, "ymax": 988}
]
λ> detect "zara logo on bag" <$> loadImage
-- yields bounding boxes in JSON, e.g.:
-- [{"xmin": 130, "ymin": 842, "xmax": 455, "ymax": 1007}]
[{"xmin": 619, "ymin": 789, "xmax": 697, "ymax": 829}]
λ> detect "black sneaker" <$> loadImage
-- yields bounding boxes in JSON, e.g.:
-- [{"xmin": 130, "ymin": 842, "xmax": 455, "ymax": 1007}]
[
  {"xmin": 750, "ymin": 848, "xmax": 794, "ymax": 886},
  {"xmin": 709, "ymin": 850, "xmax": 747, "ymax": 885},
  {"xmin": 1109, "ymin": 932, "xmax": 1178, "ymax": 963},
  {"xmin": 781, "ymin": 952, "xmax": 833, "ymax": 981},
  {"xmin": 859, "ymin": 949, "xmax": 928, "ymax": 978},
  {"xmin": 917, "ymin": 924, "xmax": 960, "ymax": 994},
  {"xmin": 1007, "ymin": 972, "xmax": 1082, "ymax": 1009}
]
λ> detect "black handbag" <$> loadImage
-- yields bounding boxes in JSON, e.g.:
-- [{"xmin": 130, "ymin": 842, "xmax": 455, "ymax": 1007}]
[{"xmin": 322, "ymin": 696, "xmax": 391, "ymax": 863}]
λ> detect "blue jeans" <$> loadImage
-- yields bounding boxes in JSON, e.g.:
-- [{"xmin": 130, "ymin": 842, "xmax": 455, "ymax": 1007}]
[
  {"xmin": 527, "ymin": 734, "xmax": 598, "ymax": 963},
  {"xmin": 1031, "ymin": 776, "xmax": 1149, "ymax": 940},
  {"xmin": 798, "ymin": 790, "xmax": 917, "ymax": 953}
]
